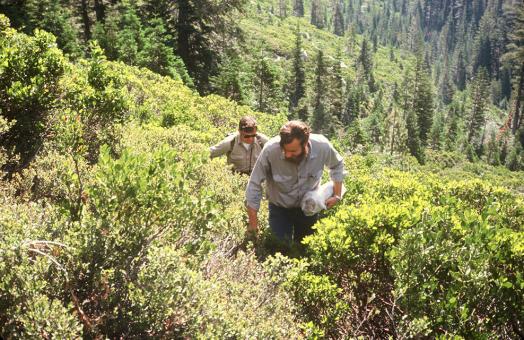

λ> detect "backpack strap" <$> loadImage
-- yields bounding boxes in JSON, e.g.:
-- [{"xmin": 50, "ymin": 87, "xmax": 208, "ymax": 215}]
[
  {"xmin": 226, "ymin": 134, "xmax": 237, "ymax": 158},
  {"xmin": 255, "ymin": 134, "xmax": 265, "ymax": 148}
]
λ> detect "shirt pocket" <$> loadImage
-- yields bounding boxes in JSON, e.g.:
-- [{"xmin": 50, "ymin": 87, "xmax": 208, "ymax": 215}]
[
  {"xmin": 273, "ymin": 174, "xmax": 296, "ymax": 193},
  {"xmin": 307, "ymin": 170, "xmax": 322, "ymax": 188}
]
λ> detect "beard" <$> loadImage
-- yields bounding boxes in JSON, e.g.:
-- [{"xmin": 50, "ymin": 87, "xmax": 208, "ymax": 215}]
[{"xmin": 285, "ymin": 145, "xmax": 306, "ymax": 164}]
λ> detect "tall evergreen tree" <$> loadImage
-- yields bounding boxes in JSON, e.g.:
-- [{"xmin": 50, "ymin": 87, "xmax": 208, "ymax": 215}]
[
  {"xmin": 445, "ymin": 102, "xmax": 461, "ymax": 151},
  {"xmin": 467, "ymin": 67, "xmax": 490, "ymax": 143},
  {"xmin": 290, "ymin": 28, "xmax": 306, "ymax": 110},
  {"xmin": 429, "ymin": 111, "xmax": 445, "ymax": 150},
  {"xmin": 454, "ymin": 50, "xmax": 467, "ymax": 91},
  {"xmin": 406, "ymin": 109, "xmax": 424, "ymax": 163},
  {"xmin": 254, "ymin": 58, "xmax": 281, "ymax": 113},
  {"xmin": 502, "ymin": 1, "xmax": 524, "ymax": 135},
  {"xmin": 23, "ymin": 0, "xmax": 82, "ymax": 57},
  {"xmin": 311, "ymin": 0, "xmax": 324, "ymax": 29},
  {"xmin": 330, "ymin": 51, "xmax": 345, "ymax": 122},
  {"xmin": 293, "ymin": 0, "xmax": 304, "ymax": 17},
  {"xmin": 139, "ymin": 18, "xmax": 193, "ymax": 86},
  {"xmin": 333, "ymin": 1, "xmax": 345, "ymax": 36},
  {"xmin": 343, "ymin": 83, "xmax": 363, "ymax": 125},
  {"xmin": 358, "ymin": 37, "xmax": 373, "ymax": 80},
  {"xmin": 440, "ymin": 69, "xmax": 455, "ymax": 106},
  {"xmin": 175, "ymin": 0, "xmax": 246, "ymax": 94},
  {"xmin": 413, "ymin": 46, "xmax": 434, "ymax": 147},
  {"xmin": 311, "ymin": 50, "xmax": 330, "ymax": 133}
]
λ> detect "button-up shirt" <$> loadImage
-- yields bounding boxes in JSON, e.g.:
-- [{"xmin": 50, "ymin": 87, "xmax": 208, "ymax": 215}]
[
  {"xmin": 210, "ymin": 132, "xmax": 269, "ymax": 173},
  {"xmin": 246, "ymin": 134, "xmax": 346, "ymax": 210}
]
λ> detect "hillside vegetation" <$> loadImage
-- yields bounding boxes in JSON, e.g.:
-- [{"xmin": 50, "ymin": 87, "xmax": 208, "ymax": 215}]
[{"xmin": 1, "ymin": 14, "xmax": 523, "ymax": 338}]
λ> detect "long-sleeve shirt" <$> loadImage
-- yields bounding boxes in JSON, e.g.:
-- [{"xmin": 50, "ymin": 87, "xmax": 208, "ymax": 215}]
[
  {"xmin": 210, "ymin": 132, "xmax": 269, "ymax": 173},
  {"xmin": 246, "ymin": 134, "xmax": 346, "ymax": 210}
]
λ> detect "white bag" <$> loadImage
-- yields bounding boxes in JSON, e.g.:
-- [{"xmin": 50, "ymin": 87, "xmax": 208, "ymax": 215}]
[{"xmin": 301, "ymin": 181, "xmax": 346, "ymax": 216}]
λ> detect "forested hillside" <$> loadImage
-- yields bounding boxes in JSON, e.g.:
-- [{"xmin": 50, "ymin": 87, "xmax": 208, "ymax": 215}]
[{"xmin": 0, "ymin": 0, "xmax": 523, "ymax": 338}]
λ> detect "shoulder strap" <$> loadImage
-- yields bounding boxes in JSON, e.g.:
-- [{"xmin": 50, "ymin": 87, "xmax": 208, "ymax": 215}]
[
  {"xmin": 256, "ymin": 134, "xmax": 265, "ymax": 147},
  {"xmin": 227, "ymin": 134, "xmax": 236, "ymax": 157}
]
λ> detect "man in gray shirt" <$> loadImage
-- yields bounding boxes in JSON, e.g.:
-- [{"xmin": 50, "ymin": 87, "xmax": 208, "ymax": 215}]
[
  {"xmin": 246, "ymin": 120, "xmax": 346, "ymax": 246},
  {"xmin": 210, "ymin": 116, "xmax": 269, "ymax": 175}
]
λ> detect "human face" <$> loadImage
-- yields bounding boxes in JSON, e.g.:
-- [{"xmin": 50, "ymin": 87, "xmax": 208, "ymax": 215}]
[
  {"xmin": 240, "ymin": 128, "xmax": 257, "ymax": 144},
  {"xmin": 283, "ymin": 138, "xmax": 307, "ymax": 164}
]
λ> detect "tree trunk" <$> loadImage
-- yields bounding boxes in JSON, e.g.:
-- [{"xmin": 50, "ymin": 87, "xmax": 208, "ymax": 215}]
[
  {"xmin": 94, "ymin": 0, "xmax": 105, "ymax": 23},
  {"xmin": 80, "ymin": 0, "xmax": 91, "ymax": 42},
  {"xmin": 512, "ymin": 62, "xmax": 524, "ymax": 134}
]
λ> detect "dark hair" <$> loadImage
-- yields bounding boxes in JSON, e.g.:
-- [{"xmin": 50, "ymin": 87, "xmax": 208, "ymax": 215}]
[
  {"xmin": 279, "ymin": 120, "xmax": 311, "ymax": 147},
  {"xmin": 239, "ymin": 116, "xmax": 257, "ymax": 131}
]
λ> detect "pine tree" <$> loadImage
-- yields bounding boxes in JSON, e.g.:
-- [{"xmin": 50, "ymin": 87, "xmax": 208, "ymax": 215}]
[
  {"xmin": 175, "ymin": 0, "xmax": 246, "ymax": 94},
  {"xmin": 440, "ymin": 70, "xmax": 455, "ymax": 105},
  {"xmin": 290, "ymin": 28, "xmax": 306, "ymax": 110},
  {"xmin": 467, "ymin": 67, "xmax": 490, "ymax": 143},
  {"xmin": 358, "ymin": 37, "xmax": 373, "ymax": 81},
  {"xmin": 413, "ymin": 46, "xmax": 434, "ymax": 147},
  {"xmin": 454, "ymin": 50, "xmax": 467, "ymax": 91},
  {"xmin": 330, "ymin": 51, "xmax": 345, "ymax": 122},
  {"xmin": 445, "ymin": 103, "xmax": 461, "ymax": 151},
  {"xmin": 311, "ymin": 50, "xmax": 331, "ymax": 133},
  {"xmin": 429, "ymin": 111, "xmax": 445, "ymax": 150},
  {"xmin": 254, "ymin": 58, "xmax": 281, "ymax": 113},
  {"xmin": 406, "ymin": 109, "xmax": 424, "ymax": 163},
  {"xmin": 279, "ymin": 0, "xmax": 288, "ymax": 18},
  {"xmin": 311, "ymin": 0, "xmax": 324, "ymax": 29},
  {"xmin": 486, "ymin": 130, "xmax": 501, "ymax": 165},
  {"xmin": 333, "ymin": 1, "xmax": 345, "ymax": 36},
  {"xmin": 114, "ymin": 1, "xmax": 144, "ymax": 65},
  {"xmin": 211, "ymin": 55, "xmax": 249, "ymax": 103},
  {"xmin": 343, "ymin": 83, "xmax": 363, "ymax": 125},
  {"xmin": 24, "ymin": 0, "xmax": 82, "ymax": 57},
  {"xmin": 293, "ymin": 0, "xmax": 304, "ymax": 17},
  {"xmin": 502, "ymin": 1, "xmax": 524, "ymax": 135}
]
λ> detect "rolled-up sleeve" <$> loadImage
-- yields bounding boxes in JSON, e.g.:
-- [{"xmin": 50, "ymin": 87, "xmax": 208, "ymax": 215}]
[
  {"xmin": 245, "ymin": 148, "xmax": 269, "ymax": 211},
  {"xmin": 210, "ymin": 135, "xmax": 234, "ymax": 158},
  {"xmin": 325, "ymin": 142, "xmax": 346, "ymax": 182}
]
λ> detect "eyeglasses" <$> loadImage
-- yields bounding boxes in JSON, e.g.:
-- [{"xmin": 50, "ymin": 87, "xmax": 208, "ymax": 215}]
[{"xmin": 243, "ymin": 134, "xmax": 256, "ymax": 138}]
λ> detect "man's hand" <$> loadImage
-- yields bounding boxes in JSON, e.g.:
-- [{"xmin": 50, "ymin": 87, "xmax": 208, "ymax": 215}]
[
  {"xmin": 247, "ymin": 206, "xmax": 258, "ymax": 234},
  {"xmin": 325, "ymin": 195, "xmax": 340, "ymax": 209}
]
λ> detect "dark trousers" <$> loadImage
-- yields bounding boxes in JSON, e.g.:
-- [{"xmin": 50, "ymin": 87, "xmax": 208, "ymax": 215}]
[{"xmin": 268, "ymin": 203, "xmax": 318, "ymax": 244}]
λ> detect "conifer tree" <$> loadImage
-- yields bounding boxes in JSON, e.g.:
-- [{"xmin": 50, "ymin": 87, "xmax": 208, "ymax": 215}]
[
  {"xmin": 24, "ymin": 0, "xmax": 82, "ymax": 57},
  {"xmin": 343, "ymin": 83, "xmax": 363, "ymax": 125},
  {"xmin": 175, "ymin": 0, "xmax": 246, "ymax": 94},
  {"xmin": 454, "ymin": 50, "xmax": 467, "ymax": 91},
  {"xmin": 486, "ymin": 130, "xmax": 501, "ymax": 166},
  {"xmin": 440, "ymin": 70, "xmax": 455, "ymax": 105},
  {"xmin": 311, "ymin": 50, "xmax": 330, "ymax": 133},
  {"xmin": 406, "ymin": 109, "xmax": 424, "ymax": 163},
  {"xmin": 254, "ymin": 58, "xmax": 281, "ymax": 113},
  {"xmin": 293, "ymin": 0, "xmax": 304, "ymax": 17},
  {"xmin": 413, "ymin": 45, "xmax": 434, "ymax": 147},
  {"xmin": 211, "ymin": 55, "xmax": 248, "ymax": 104},
  {"xmin": 290, "ymin": 28, "xmax": 306, "ymax": 110},
  {"xmin": 445, "ymin": 103, "xmax": 460, "ymax": 151},
  {"xmin": 358, "ymin": 37, "xmax": 373, "ymax": 81},
  {"xmin": 139, "ymin": 18, "xmax": 192, "ymax": 86},
  {"xmin": 467, "ymin": 67, "xmax": 490, "ymax": 143},
  {"xmin": 311, "ymin": 0, "xmax": 324, "ymax": 29},
  {"xmin": 330, "ymin": 51, "xmax": 345, "ymax": 122},
  {"xmin": 429, "ymin": 111, "xmax": 445, "ymax": 150},
  {"xmin": 502, "ymin": 1, "xmax": 524, "ymax": 135},
  {"xmin": 333, "ymin": 1, "xmax": 345, "ymax": 36}
]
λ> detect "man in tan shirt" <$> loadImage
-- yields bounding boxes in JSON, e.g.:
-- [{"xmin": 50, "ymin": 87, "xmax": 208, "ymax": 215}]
[{"xmin": 210, "ymin": 116, "xmax": 269, "ymax": 175}]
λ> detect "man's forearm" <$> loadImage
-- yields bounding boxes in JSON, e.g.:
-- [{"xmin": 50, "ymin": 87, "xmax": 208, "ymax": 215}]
[
  {"xmin": 333, "ymin": 181, "xmax": 342, "ymax": 197},
  {"xmin": 247, "ymin": 206, "xmax": 258, "ymax": 232}
]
